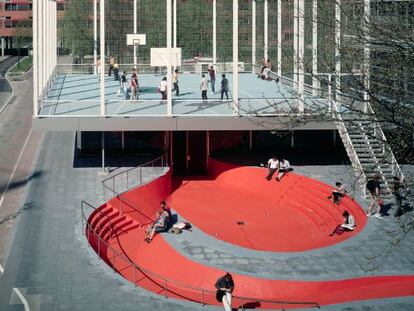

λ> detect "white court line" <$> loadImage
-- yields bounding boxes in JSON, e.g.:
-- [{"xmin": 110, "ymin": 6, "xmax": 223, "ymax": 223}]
[
  {"xmin": 0, "ymin": 128, "xmax": 32, "ymax": 209},
  {"xmin": 0, "ymin": 264, "xmax": 30, "ymax": 311}
]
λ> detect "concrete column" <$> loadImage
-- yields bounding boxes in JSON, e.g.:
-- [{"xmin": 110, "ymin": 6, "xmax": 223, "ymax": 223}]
[
  {"xmin": 298, "ymin": 0, "xmax": 304, "ymax": 112},
  {"xmin": 293, "ymin": 0, "xmax": 298, "ymax": 89},
  {"xmin": 1, "ymin": 37, "xmax": 4, "ymax": 57},
  {"xmin": 100, "ymin": 0, "xmax": 106, "ymax": 116},
  {"xmin": 213, "ymin": 0, "xmax": 217, "ymax": 64},
  {"xmin": 167, "ymin": 0, "xmax": 173, "ymax": 116},
  {"xmin": 232, "ymin": 0, "xmax": 239, "ymax": 115},
  {"xmin": 174, "ymin": 0, "xmax": 177, "ymax": 49},
  {"xmin": 94, "ymin": 0, "xmax": 97, "ymax": 74},
  {"xmin": 363, "ymin": 0, "xmax": 370, "ymax": 104},
  {"xmin": 38, "ymin": 0, "xmax": 43, "ymax": 94},
  {"xmin": 33, "ymin": 0, "xmax": 38, "ymax": 116},
  {"xmin": 264, "ymin": 0, "xmax": 268, "ymax": 59},
  {"xmin": 335, "ymin": 0, "xmax": 341, "ymax": 100},
  {"xmin": 312, "ymin": 0, "xmax": 319, "ymax": 96},
  {"xmin": 252, "ymin": 0, "xmax": 256, "ymax": 69},
  {"xmin": 277, "ymin": 0, "xmax": 282, "ymax": 77},
  {"xmin": 134, "ymin": 0, "xmax": 137, "ymax": 68}
]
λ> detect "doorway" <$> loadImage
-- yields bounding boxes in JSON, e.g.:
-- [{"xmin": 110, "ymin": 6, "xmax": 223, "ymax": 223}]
[{"xmin": 172, "ymin": 131, "xmax": 207, "ymax": 176}]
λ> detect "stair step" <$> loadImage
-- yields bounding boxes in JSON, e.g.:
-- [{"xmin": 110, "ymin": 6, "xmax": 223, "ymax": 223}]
[
  {"xmin": 102, "ymin": 219, "xmax": 133, "ymax": 241},
  {"xmin": 90, "ymin": 206, "xmax": 114, "ymax": 228},
  {"xmin": 93, "ymin": 210, "xmax": 120, "ymax": 233},
  {"xmin": 99, "ymin": 215, "xmax": 127, "ymax": 238}
]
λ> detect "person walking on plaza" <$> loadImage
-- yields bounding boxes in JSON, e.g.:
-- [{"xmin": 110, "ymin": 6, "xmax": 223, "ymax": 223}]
[
  {"xmin": 393, "ymin": 176, "xmax": 409, "ymax": 217},
  {"xmin": 159, "ymin": 77, "xmax": 168, "ymax": 100},
  {"xmin": 266, "ymin": 156, "xmax": 279, "ymax": 181},
  {"xmin": 208, "ymin": 65, "xmax": 216, "ymax": 94},
  {"xmin": 172, "ymin": 69, "xmax": 180, "ymax": 96},
  {"xmin": 108, "ymin": 55, "xmax": 115, "ymax": 76},
  {"xmin": 215, "ymin": 273, "xmax": 234, "ymax": 311},
  {"xmin": 220, "ymin": 74, "xmax": 229, "ymax": 100},
  {"xmin": 366, "ymin": 174, "xmax": 383, "ymax": 219},
  {"xmin": 200, "ymin": 74, "xmax": 208, "ymax": 102}
]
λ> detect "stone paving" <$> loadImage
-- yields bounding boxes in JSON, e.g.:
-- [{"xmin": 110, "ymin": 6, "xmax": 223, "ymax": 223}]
[{"xmin": 0, "ymin": 130, "xmax": 413, "ymax": 310}]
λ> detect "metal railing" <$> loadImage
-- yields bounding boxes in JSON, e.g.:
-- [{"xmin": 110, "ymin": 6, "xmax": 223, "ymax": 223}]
[
  {"xmin": 81, "ymin": 200, "xmax": 320, "ymax": 310},
  {"xmin": 331, "ymin": 99, "xmax": 367, "ymax": 195},
  {"xmin": 81, "ymin": 155, "xmax": 321, "ymax": 309}
]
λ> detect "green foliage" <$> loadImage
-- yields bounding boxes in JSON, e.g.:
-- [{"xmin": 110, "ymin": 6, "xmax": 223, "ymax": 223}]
[{"xmin": 62, "ymin": 0, "xmax": 93, "ymax": 62}]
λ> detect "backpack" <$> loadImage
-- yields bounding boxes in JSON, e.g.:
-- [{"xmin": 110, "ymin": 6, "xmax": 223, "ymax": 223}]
[{"xmin": 366, "ymin": 179, "xmax": 376, "ymax": 192}]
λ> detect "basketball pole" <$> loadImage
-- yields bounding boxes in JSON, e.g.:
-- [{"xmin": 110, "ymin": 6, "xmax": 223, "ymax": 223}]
[{"xmin": 134, "ymin": 0, "xmax": 137, "ymax": 69}]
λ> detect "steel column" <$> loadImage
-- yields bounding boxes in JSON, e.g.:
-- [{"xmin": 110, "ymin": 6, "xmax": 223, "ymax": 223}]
[
  {"xmin": 293, "ymin": 0, "xmax": 298, "ymax": 89},
  {"xmin": 134, "ymin": 0, "xmax": 137, "ymax": 68},
  {"xmin": 232, "ymin": 0, "xmax": 239, "ymax": 115},
  {"xmin": 33, "ymin": 0, "xmax": 38, "ymax": 116},
  {"xmin": 363, "ymin": 0, "xmax": 371, "ymax": 104},
  {"xmin": 252, "ymin": 0, "xmax": 256, "ymax": 69},
  {"xmin": 335, "ymin": 0, "xmax": 341, "ymax": 100},
  {"xmin": 264, "ymin": 0, "xmax": 268, "ymax": 59},
  {"xmin": 213, "ymin": 0, "xmax": 217, "ymax": 65},
  {"xmin": 298, "ymin": 0, "xmax": 305, "ymax": 112},
  {"xmin": 100, "ymin": 0, "xmax": 106, "ymax": 115},
  {"xmin": 277, "ymin": 0, "xmax": 282, "ymax": 77},
  {"xmin": 312, "ymin": 0, "xmax": 319, "ymax": 95},
  {"xmin": 167, "ymin": 0, "xmax": 173, "ymax": 116},
  {"xmin": 94, "ymin": 0, "xmax": 97, "ymax": 74}
]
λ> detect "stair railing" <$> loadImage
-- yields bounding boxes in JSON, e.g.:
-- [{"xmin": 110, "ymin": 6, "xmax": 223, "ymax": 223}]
[
  {"xmin": 365, "ymin": 102, "xmax": 405, "ymax": 182},
  {"xmin": 331, "ymin": 100, "xmax": 367, "ymax": 196},
  {"xmin": 81, "ymin": 200, "xmax": 320, "ymax": 310}
]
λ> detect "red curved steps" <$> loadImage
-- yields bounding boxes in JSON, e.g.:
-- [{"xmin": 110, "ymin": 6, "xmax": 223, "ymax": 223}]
[
  {"xmin": 169, "ymin": 166, "xmax": 367, "ymax": 252},
  {"xmin": 85, "ymin": 160, "xmax": 414, "ymax": 308}
]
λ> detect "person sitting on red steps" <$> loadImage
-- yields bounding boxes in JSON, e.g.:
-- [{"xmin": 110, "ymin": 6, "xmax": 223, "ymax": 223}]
[
  {"xmin": 328, "ymin": 182, "xmax": 347, "ymax": 205},
  {"xmin": 276, "ymin": 158, "xmax": 291, "ymax": 181},
  {"xmin": 145, "ymin": 210, "xmax": 167, "ymax": 243},
  {"xmin": 330, "ymin": 211, "xmax": 356, "ymax": 236}
]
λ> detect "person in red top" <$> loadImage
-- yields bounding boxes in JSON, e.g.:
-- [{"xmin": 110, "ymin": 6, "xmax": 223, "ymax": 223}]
[
  {"xmin": 130, "ymin": 69, "xmax": 138, "ymax": 100},
  {"xmin": 208, "ymin": 65, "xmax": 216, "ymax": 94}
]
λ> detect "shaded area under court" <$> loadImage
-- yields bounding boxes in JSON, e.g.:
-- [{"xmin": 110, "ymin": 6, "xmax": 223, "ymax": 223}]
[{"xmin": 39, "ymin": 73, "xmax": 328, "ymax": 116}]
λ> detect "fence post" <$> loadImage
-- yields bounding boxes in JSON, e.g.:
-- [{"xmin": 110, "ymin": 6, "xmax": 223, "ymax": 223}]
[
  {"xmin": 134, "ymin": 266, "xmax": 137, "ymax": 287},
  {"xmin": 112, "ymin": 248, "xmax": 116, "ymax": 273},
  {"xmin": 201, "ymin": 290, "xmax": 205, "ymax": 305},
  {"xmin": 127, "ymin": 170, "xmax": 129, "ymax": 190},
  {"xmin": 140, "ymin": 166, "xmax": 143, "ymax": 184},
  {"xmin": 97, "ymin": 235, "xmax": 101, "ymax": 259},
  {"xmin": 242, "ymin": 297, "xmax": 245, "ymax": 310},
  {"xmin": 164, "ymin": 279, "xmax": 168, "ymax": 298}
]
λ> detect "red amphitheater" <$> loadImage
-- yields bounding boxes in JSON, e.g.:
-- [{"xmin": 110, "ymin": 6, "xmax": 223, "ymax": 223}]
[{"xmin": 83, "ymin": 158, "xmax": 414, "ymax": 309}]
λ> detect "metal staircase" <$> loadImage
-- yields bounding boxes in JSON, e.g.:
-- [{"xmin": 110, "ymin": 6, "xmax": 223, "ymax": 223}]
[{"xmin": 333, "ymin": 100, "xmax": 404, "ymax": 196}]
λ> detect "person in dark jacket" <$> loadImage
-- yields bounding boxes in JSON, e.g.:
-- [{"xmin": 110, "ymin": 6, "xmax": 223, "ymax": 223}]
[
  {"xmin": 215, "ymin": 273, "xmax": 234, "ymax": 311},
  {"xmin": 220, "ymin": 74, "xmax": 229, "ymax": 100}
]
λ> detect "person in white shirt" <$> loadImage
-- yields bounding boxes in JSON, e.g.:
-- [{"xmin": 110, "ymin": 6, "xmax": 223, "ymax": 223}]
[
  {"xmin": 330, "ymin": 211, "xmax": 356, "ymax": 236},
  {"xmin": 276, "ymin": 159, "xmax": 290, "ymax": 181},
  {"xmin": 266, "ymin": 156, "xmax": 279, "ymax": 181},
  {"xmin": 200, "ymin": 74, "xmax": 208, "ymax": 102},
  {"xmin": 159, "ymin": 77, "xmax": 167, "ymax": 100}
]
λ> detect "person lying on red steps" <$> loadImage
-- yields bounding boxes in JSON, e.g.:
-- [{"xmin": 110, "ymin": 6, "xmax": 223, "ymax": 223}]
[{"xmin": 330, "ymin": 211, "xmax": 356, "ymax": 236}]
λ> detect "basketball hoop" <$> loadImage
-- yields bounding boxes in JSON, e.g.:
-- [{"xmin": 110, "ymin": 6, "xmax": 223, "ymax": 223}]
[{"xmin": 127, "ymin": 34, "xmax": 146, "ymax": 69}]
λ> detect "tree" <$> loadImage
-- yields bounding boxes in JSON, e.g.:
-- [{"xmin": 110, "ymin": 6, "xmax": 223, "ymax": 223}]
[{"xmin": 62, "ymin": 0, "xmax": 93, "ymax": 63}]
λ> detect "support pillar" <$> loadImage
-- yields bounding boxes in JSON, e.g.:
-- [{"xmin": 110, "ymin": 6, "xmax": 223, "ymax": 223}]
[
  {"xmin": 101, "ymin": 132, "xmax": 105, "ymax": 170},
  {"xmin": 94, "ymin": 0, "xmax": 97, "ymax": 74},
  {"xmin": 133, "ymin": 0, "xmax": 137, "ymax": 68},
  {"xmin": 298, "ymin": 0, "xmax": 305, "ymax": 112},
  {"xmin": 249, "ymin": 131, "xmax": 253, "ymax": 151},
  {"xmin": 1, "ymin": 37, "xmax": 4, "ymax": 57},
  {"xmin": 335, "ymin": 0, "xmax": 341, "ymax": 101},
  {"xmin": 291, "ymin": 131, "xmax": 295, "ymax": 148},
  {"xmin": 312, "ymin": 0, "xmax": 319, "ymax": 96},
  {"xmin": 232, "ymin": 0, "xmax": 239, "ymax": 115},
  {"xmin": 264, "ymin": 0, "xmax": 268, "ymax": 59},
  {"xmin": 173, "ymin": 0, "xmax": 177, "ymax": 48},
  {"xmin": 213, "ymin": 0, "xmax": 217, "ymax": 65},
  {"xmin": 277, "ymin": 0, "xmax": 282, "ymax": 77},
  {"xmin": 99, "ymin": 0, "xmax": 106, "ymax": 116},
  {"xmin": 363, "ymin": 0, "xmax": 371, "ymax": 108},
  {"xmin": 293, "ymin": 0, "xmax": 298, "ymax": 89},
  {"xmin": 252, "ymin": 0, "xmax": 256, "ymax": 69},
  {"xmin": 33, "ymin": 0, "xmax": 38, "ymax": 117},
  {"xmin": 166, "ymin": 0, "xmax": 173, "ymax": 116}
]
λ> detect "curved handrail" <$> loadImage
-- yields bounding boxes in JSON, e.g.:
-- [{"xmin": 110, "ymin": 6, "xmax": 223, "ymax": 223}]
[{"xmin": 81, "ymin": 200, "xmax": 320, "ymax": 309}]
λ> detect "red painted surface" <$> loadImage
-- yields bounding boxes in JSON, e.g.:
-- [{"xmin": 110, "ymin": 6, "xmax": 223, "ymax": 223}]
[
  {"xmin": 86, "ymin": 160, "xmax": 414, "ymax": 308},
  {"xmin": 170, "ymin": 159, "xmax": 367, "ymax": 251}
]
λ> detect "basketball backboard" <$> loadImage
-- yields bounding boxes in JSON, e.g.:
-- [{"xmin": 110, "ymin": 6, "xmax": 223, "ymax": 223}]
[
  {"xmin": 150, "ymin": 48, "xmax": 182, "ymax": 67},
  {"xmin": 127, "ymin": 34, "xmax": 146, "ymax": 46}
]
